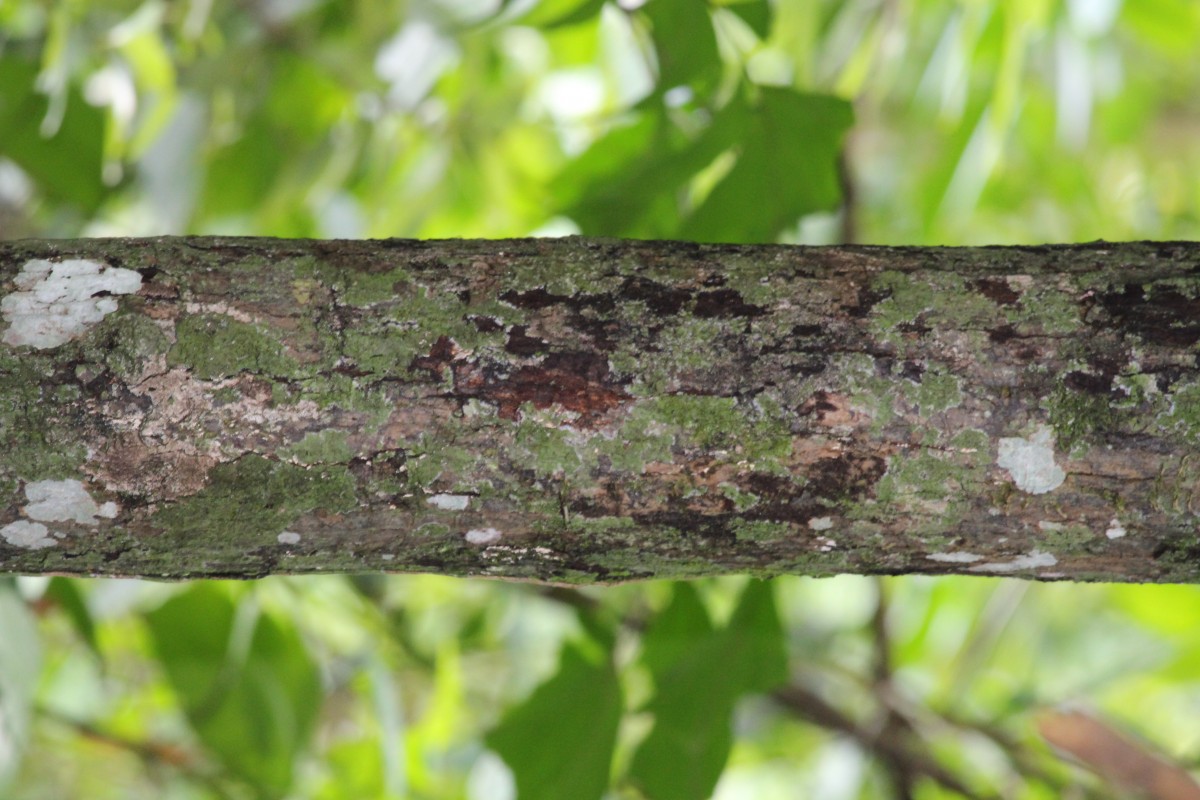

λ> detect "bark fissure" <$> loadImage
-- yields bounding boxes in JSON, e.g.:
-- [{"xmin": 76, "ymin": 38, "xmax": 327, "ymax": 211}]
[{"xmin": 0, "ymin": 236, "xmax": 1198, "ymax": 582}]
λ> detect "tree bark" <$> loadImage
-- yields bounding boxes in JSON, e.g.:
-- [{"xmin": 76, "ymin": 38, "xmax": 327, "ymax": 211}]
[{"xmin": 0, "ymin": 236, "xmax": 1197, "ymax": 583}]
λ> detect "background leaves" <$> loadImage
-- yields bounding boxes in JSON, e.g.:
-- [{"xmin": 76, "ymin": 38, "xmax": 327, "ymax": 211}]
[
  {"xmin": 146, "ymin": 585, "xmax": 320, "ymax": 799},
  {"xmin": 3, "ymin": 0, "xmax": 1200, "ymax": 798},
  {"xmin": 487, "ymin": 641, "xmax": 621, "ymax": 800}
]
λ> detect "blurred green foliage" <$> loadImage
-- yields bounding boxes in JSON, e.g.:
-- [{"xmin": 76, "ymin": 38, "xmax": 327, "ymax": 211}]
[{"xmin": 3, "ymin": 0, "xmax": 1200, "ymax": 797}]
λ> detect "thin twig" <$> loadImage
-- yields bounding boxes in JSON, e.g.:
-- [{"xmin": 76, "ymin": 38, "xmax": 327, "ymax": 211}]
[{"xmin": 772, "ymin": 682, "xmax": 995, "ymax": 800}]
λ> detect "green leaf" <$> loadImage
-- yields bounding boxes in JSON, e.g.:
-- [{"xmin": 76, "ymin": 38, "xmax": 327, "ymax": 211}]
[
  {"xmin": 721, "ymin": 0, "xmax": 772, "ymax": 39},
  {"xmin": 629, "ymin": 580, "xmax": 787, "ymax": 800},
  {"xmin": 630, "ymin": 644, "xmax": 735, "ymax": 800},
  {"xmin": 681, "ymin": 87, "xmax": 854, "ymax": 243},
  {"xmin": 639, "ymin": 582, "xmax": 714, "ymax": 677},
  {"xmin": 487, "ymin": 642, "xmax": 621, "ymax": 800},
  {"xmin": 641, "ymin": 0, "xmax": 722, "ymax": 92},
  {"xmin": 1121, "ymin": 0, "xmax": 1200, "ymax": 55},
  {"xmin": 0, "ymin": 582, "xmax": 40, "ymax": 792},
  {"xmin": 146, "ymin": 585, "xmax": 321, "ymax": 799},
  {"xmin": 44, "ymin": 578, "xmax": 100, "ymax": 660},
  {"xmin": 199, "ymin": 111, "xmax": 286, "ymax": 218},
  {"xmin": 557, "ymin": 105, "xmax": 741, "ymax": 237},
  {"xmin": 724, "ymin": 579, "xmax": 788, "ymax": 693},
  {"xmin": 554, "ymin": 112, "xmax": 661, "ymax": 232},
  {"xmin": 0, "ymin": 54, "xmax": 105, "ymax": 211},
  {"xmin": 519, "ymin": 0, "xmax": 608, "ymax": 29}
]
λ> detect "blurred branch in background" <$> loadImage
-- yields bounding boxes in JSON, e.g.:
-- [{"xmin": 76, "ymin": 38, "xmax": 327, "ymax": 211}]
[{"xmin": 1039, "ymin": 710, "xmax": 1200, "ymax": 800}]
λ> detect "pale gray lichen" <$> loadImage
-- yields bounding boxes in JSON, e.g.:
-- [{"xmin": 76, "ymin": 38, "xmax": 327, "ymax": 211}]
[
  {"xmin": 24, "ymin": 479, "xmax": 119, "ymax": 526},
  {"xmin": 465, "ymin": 527, "xmax": 502, "ymax": 545},
  {"xmin": 428, "ymin": 493, "xmax": 471, "ymax": 511},
  {"xmin": 970, "ymin": 549, "xmax": 1058, "ymax": 573},
  {"xmin": 0, "ymin": 520, "xmax": 56, "ymax": 549},
  {"xmin": 926, "ymin": 551, "xmax": 983, "ymax": 563},
  {"xmin": 2, "ymin": 259, "xmax": 142, "ymax": 349},
  {"xmin": 996, "ymin": 425, "xmax": 1065, "ymax": 494}
]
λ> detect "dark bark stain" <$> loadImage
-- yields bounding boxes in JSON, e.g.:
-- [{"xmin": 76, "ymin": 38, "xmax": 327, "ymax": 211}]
[
  {"xmin": 570, "ymin": 313, "xmax": 621, "ymax": 352},
  {"xmin": 798, "ymin": 390, "xmax": 840, "ymax": 423},
  {"xmin": 453, "ymin": 349, "xmax": 628, "ymax": 426},
  {"xmin": 500, "ymin": 287, "xmax": 571, "ymax": 310},
  {"xmin": 737, "ymin": 453, "xmax": 886, "ymax": 526},
  {"xmin": 896, "ymin": 319, "xmax": 932, "ymax": 336},
  {"xmin": 504, "ymin": 325, "xmax": 549, "ymax": 356},
  {"xmin": 467, "ymin": 314, "xmax": 503, "ymax": 333},
  {"xmin": 1096, "ymin": 285, "xmax": 1200, "ymax": 347},
  {"xmin": 1152, "ymin": 534, "xmax": 1200, "ymax": 565},
  {"xmin": 619, "ymin": 276, "xmax": 691, "ymax": 316},
  {"xmin": 989, "ymin": 324, "xmax": 1017, "ymax": 343},
  {"xmin": 874, "ymin": 357, "xmax": 923, "ymax": 382},
  {"xmin": 804, "ymin": 454, "xmax": 888, "ymax": 501},
  {"xmin": 692, "ymin": 288, "xmax": 765, "ymax": 318},
  {"xmin": 743, "ymin": 472, "xmax": 795, "ymax": 497},
  {"xmin": 847, "ymin": 283, "xmax": 889, "ymax": 318},
  {"xmin": 409, "ymin": 335, "xmax": 458, "ymax": 380},
  {"xmin": 972, "ymin": 278, "xmax": 1021, "ymax": 305},
  {"xmin": 499, "ymin": 288, "xmax": 620, "ymax": 353},
  {"xmin": 1063, "ymin": 370, "xmax": 1113, "ymax": 394},
  {"xmin": 1015, "ymin": 345, "xmax": 1041, "ymax": 361},
  {"xmin": 1152, "ymin": 367, "xmax": 1187, "ymax": 394},
  {"xmin": 899, "ymin": 360, "xmax": 924, "ymax": 382}
]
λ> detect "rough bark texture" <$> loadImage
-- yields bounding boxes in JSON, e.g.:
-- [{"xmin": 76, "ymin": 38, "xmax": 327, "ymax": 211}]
[{"xmin": 0, "ymin": 236, "xmax": 1198, "ymax": 583}]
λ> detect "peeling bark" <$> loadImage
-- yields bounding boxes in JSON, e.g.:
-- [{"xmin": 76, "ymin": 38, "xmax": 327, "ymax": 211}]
[{"xmin": 1, "ymin": 236, "xmax": 1199, "ymax": 583}]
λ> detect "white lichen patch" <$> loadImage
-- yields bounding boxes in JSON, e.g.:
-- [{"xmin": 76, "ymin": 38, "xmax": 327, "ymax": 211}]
[
  {"xmin": 2, "ymin": 258, "xmax": 142, "ymax": 349},
  {"xmin": 997, "ymin": 425, "xmax": 1065, "ymax": 494},
  {"xmin": 277, "ymin": 531, "xmax": 301, "ymax": 545},
  {"xmin": 970, "ymin": 549, "xmax": 1058, "ymax": 574},
  {"xmin": 0, "ymin": 520, "xmax": 56, "ymax": 549},
  {"xmin": 428, "ymin": 493, "xmax": 470, "ymax": 511},
  {"xmin": 465, "ymin": 527, "xmax": 502, "ymax": 545},
  {"xmin": 24, "ymin": 479, "xmax": 118, "ymax": 526},
  {"xmin": 926, "ymin": 551, "xmax": 983, "ymax": 563},
  {"xmin": 808, "ymin": 516, "xmax": 834, "ymax": 531},
  {"xmin": 1105, "ymin": 518, "xmax": 1126, "ymax": 539}
]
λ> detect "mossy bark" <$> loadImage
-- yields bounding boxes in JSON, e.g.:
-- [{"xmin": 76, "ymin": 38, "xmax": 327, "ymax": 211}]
[{"xmin": 1, "ymin": 236, "xmax": 1199, "ymax": 583}]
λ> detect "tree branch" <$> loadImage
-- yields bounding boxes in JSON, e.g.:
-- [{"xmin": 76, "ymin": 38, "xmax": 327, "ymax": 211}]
[{"xmin": 0, "ymin": 236, "xmax": 1196, "ymax": 581}]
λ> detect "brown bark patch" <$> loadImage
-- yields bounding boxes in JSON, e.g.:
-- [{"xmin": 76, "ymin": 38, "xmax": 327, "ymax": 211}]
[
  {"xmin": 455, "ymin": 351, "xmax": 629, "ymax": 425},
  {"xmin": 409, "ymin": 335, "xmax": 459, "ymax": 380},
  {"xmin": 1097, "ymin": 285, "xmax": 1200, "ymax": 347},
  {"xmin": 505, "ymin": 325, "xmax": 549, "ymax": 356},
  {"xmin": 89, "ymin": 433, "xmax": 217, "ymax": 501},
  {"xmin": 619, "ymin": 276, "xmax": 691, "ymax": 315},
  {"xmin": 692, "ymin": 288, "xmax": 766, "ymax": 318},
  {"xmin": 972, "ymin": 278, "xmax": 1021, "ymax": 305}
]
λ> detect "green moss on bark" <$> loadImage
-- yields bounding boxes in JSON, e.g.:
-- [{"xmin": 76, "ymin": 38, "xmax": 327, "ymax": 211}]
[
  {"xmin": 170, "ymin": 314, "xmax": 304, "ymax": 379},
  {"xmin": 152, "ymin": 455, "xmax": 358, "ymax": 549}
]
